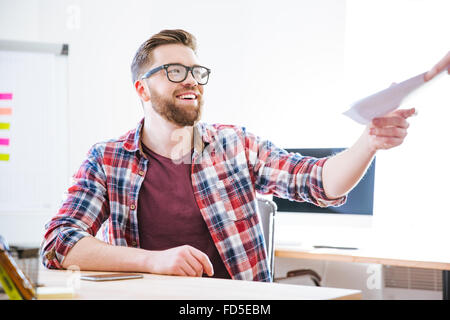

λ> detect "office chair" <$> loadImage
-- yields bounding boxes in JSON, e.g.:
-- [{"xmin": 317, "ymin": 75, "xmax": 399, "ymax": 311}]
[
  {"xmin": 256, "ymin": 198, "xmax": 277, "ymax": 279},
  {"xmin": 256, "ymin": 197, "xmax": 322, "ymax": 286}
]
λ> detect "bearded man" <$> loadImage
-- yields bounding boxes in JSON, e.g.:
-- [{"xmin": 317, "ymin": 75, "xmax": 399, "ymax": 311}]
[{"xmin": 41, "ymin": 29, "xmax": 420, "ymax": 282}]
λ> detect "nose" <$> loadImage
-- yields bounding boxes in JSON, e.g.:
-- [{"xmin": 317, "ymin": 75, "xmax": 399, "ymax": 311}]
[{"xmin": 182, "ymin": 70, "xmax": 198, "ymax": 86}]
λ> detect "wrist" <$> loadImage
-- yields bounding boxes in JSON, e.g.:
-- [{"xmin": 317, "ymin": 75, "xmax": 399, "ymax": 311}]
[
  {"xmin": 136, "ymin": 249, "xmax": 156, "ymax": 273},
  {"xmin": 361, "ymin": 126, "xmax": 378, "ymax": 156}
]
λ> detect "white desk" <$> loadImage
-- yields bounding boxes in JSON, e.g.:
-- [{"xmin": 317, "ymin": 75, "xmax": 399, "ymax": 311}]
[
  {"xmin": 275, "ymin": 234, "xmax": 450, "ymax": 299},
  {"xmin": 36, "ymin": 268, "xmax": 361, "ymax": 300}
]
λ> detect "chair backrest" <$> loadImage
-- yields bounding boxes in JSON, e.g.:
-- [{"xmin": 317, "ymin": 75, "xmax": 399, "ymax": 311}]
[{"xmin": 256, "ymin": 198, "xmax": 277, "ymax": 280}]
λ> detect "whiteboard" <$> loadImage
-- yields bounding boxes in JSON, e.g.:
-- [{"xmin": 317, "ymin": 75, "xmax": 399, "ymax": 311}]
[{"xmin": 0, "ymin": 40, "xmax": 69, "ymax": 214}]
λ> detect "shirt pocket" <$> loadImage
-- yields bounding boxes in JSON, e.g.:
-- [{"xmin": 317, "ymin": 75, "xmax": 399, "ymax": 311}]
[{"xmin": 215, "ymin": 176, "xmax": 255, "ymax": 222}]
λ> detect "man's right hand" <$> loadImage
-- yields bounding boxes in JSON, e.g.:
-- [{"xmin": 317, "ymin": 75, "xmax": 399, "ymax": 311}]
[{"xmin": 147, "ymin": 245, "xmax": 214, "ymax": 277}]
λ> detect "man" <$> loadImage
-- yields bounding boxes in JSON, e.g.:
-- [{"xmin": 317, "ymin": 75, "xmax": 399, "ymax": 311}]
[{"xmin": 40, "ymin": 29, "xmax": 441, "ymax": 282}]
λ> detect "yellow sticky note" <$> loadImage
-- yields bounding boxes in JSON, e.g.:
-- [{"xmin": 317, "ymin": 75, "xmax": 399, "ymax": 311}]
[{"xmin": 0, "ymin": 123, "xmax": 10, "ymax": 130}]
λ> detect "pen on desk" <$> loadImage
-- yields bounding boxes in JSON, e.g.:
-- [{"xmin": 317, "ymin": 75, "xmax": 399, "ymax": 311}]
[{"xmin": 313, "ymin": 245, "xmax": 358, "ymax": 250}]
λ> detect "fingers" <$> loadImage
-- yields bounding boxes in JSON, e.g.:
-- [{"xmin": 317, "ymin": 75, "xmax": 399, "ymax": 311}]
[
  {"xmin": 188, "ymin": 246, "xmax": 214, "ymax": 277},
  {"xmin": 372, "ymin": 108, "xmax": 415, "ymax": 128},
  {"xmin": 425, "ymin": 51, "xmax": 450, "ymax": 81},
  {"xmin": 395, "ymin": 107, "xmax": 416, "ymax": 119},
  {"xmin": 369, "ymin": 126, "xmax": 407, "ymax": 139},
  {"xmin": 165, "ymin": 245, "xmax": 214, "ymax": 277},
  {"xmin": 179, "ymin": 258, "xmax": 202, "ymax": 277},
  {"xmin": 425, "ymin": 67, "xmax": 438, "ymax": 81},
  {"xmin": 368, "ymin": 108, "xmax": 415, "ymax": 151},
  {"xmin": 372, "ymin": 116, "xmax": 409, "ymax": 129}
]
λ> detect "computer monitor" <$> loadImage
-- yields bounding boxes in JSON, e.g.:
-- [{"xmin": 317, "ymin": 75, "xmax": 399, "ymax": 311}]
[{"xmin": 273, "ymin": 148, "xmax": 375, "ymax": 215}]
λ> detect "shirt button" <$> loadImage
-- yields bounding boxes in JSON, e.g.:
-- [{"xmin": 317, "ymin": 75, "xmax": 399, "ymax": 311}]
[
  {"xmin": 130, "ymin": 204, "xmax": 136, "ymax": 210},
  {"xmin": 46, "ymin": 249, "xmax": 56, "ymax": 260},
  {"xmin": 138, "ymin": 170, "xmax": 145, "ymax": 176}
]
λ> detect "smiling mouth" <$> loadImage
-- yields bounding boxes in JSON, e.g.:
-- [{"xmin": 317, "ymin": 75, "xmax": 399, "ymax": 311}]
[{"xmin": 176, "ymin": 93, "xmax": 198, "ymax": 100}]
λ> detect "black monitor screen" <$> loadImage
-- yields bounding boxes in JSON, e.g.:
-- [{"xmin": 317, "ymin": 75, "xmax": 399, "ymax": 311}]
[{"xmin": 273, "ymin": 148, "xmax": 375, "ymax": 215}]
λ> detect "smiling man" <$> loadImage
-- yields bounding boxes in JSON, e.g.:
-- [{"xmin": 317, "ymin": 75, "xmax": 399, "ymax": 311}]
[{"xmin": 41, "ymin": 29, "xmax": 419, "ymax": 282}]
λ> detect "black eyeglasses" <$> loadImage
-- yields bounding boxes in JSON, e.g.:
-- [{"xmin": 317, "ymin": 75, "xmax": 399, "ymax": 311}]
[{"xmin": 141, "ymin": 63, "xmax": 211, "ymax": 85}]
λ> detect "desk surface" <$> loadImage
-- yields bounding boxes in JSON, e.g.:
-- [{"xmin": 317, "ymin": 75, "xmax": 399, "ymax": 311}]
[
  {"xmin": 37, "ymin": 268, "xmax": 361, "ymax": 300},
  {"xmin": 275, "ymin": 244, "xmax": 450, "ymax": 270}
]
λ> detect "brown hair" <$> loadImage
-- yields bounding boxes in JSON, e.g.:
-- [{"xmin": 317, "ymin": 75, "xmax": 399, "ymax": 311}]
[{"xmin": 131, "ymin": 29, "xmax": 197, "ymax": 83}]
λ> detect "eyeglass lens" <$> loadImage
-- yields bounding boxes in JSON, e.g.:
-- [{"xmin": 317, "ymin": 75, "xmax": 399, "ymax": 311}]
[{"xmin": 166, "ymin": 65, "xmax": 209, "ymax": 84}]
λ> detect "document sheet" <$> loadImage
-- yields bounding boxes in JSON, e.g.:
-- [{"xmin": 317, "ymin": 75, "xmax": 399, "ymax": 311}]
[{"xmin": 343, "ymin": 72, "xmax": 426, "ymax": 124}]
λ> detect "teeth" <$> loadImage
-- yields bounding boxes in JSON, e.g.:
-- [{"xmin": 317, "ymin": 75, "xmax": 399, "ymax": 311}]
[{"xmin": 178, "ymin": 94, "xmax": 196, "ymax": 99}]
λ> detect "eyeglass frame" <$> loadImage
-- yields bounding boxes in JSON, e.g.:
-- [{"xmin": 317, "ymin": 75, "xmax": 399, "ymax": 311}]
[{"xmin": 140, "ymin": 63, "xmax": 211, "ymax": 85}]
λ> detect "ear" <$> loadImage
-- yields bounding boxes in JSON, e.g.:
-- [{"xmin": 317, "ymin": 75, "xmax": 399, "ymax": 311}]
[{"xmin": 134, "ymin": 80, "xmax": 151, "ymax": 102}]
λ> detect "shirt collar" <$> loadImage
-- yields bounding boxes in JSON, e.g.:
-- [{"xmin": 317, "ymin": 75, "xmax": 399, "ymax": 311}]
[{"xmin": 123, "ymin": 118, "xmax": 216, "ymax": 155}]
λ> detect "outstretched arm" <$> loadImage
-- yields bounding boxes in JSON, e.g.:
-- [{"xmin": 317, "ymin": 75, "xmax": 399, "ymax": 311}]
[{"xmin": 322, "ymin": 108, "xmax": 416, "ymax": 199}]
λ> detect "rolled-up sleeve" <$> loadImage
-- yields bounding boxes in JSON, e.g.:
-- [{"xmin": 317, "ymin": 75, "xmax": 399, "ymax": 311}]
[
  {"xmin": 243, "ymin": 129, "xmax": 347, "ymax": 208},
  {"xmin": 40, "ymin": 144, "xmax": 110, "ymax": 269}
]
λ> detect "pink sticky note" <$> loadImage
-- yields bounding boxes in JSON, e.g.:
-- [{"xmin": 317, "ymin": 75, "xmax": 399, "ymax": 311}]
[
  {"xmin": 0, "ymin": 93, "xmax": 13, "ymax": 100},
  {"xmin": 0, "ymin": 138, "xmax": 9, "ymax": 146},
  {"xmin": 0, "ymin": 108, "xmax": 12, "ymax": 115}
]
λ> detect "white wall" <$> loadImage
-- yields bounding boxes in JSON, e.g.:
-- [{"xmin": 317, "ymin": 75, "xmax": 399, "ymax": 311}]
[
  {"xmin": 0, "ymin": 0, "xmax": 449, "ymax": 297},
  {"xmin": 344, "ymin": 0, "xmax": 450, "ymax": 236},
  {"xmin": 0, "ymin": 0, "xmax": 348, "ymax": 172},
  {"xmin": 0, "ymin": 0, "xmax": 347, "ymax": 244}
]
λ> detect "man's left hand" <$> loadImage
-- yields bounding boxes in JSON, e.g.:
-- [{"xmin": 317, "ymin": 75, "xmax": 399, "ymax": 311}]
[{"xmin": 367, "ymin": 108, "xmax": 416, "ymax": 152}]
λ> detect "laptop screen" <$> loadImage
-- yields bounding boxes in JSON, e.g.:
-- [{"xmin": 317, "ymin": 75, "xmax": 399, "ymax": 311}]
[{"xmin": 273, "ymin": 148, "xmax": 375, "ymax": 215}]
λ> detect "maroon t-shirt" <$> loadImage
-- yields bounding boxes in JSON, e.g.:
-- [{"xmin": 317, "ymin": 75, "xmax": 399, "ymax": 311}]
[{"xmin": 137, "ymin": 143, "xmax": 231, "ymax": 279}]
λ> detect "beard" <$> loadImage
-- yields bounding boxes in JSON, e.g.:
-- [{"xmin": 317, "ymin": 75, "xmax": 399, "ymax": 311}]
[{"xmin": 149, "ymin": 87, "xmax": 203, "ymax": 127}]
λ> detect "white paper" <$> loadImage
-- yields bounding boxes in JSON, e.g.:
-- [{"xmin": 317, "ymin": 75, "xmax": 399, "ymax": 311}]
[{"xmin": 343, "ymin": 72, "xmax": 426, "ymax": 124}]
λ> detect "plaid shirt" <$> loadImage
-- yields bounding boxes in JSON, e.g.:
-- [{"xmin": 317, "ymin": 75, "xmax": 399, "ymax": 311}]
[{"xmin": 41, "ymin": 119, "xmax": 346, "ymax": 281}]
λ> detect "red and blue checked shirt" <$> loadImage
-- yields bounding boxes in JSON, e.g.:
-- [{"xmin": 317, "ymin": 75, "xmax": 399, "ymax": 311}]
[{"xmin": 41, "ymin": 119, "xmax": 346, "ymax": 281}]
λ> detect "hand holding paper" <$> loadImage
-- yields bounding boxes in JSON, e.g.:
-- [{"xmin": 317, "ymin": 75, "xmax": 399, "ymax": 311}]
[
  {"xmin": 344, "ymin": 51, "xmax": 450, "ymax": 125},
  {"xmin": 343, "ymin": 72, "xmax": 425, "ymax": 125},
  {"xmin": 367, "ymin": 107, "xmax": 416, "ymax": 152}
]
